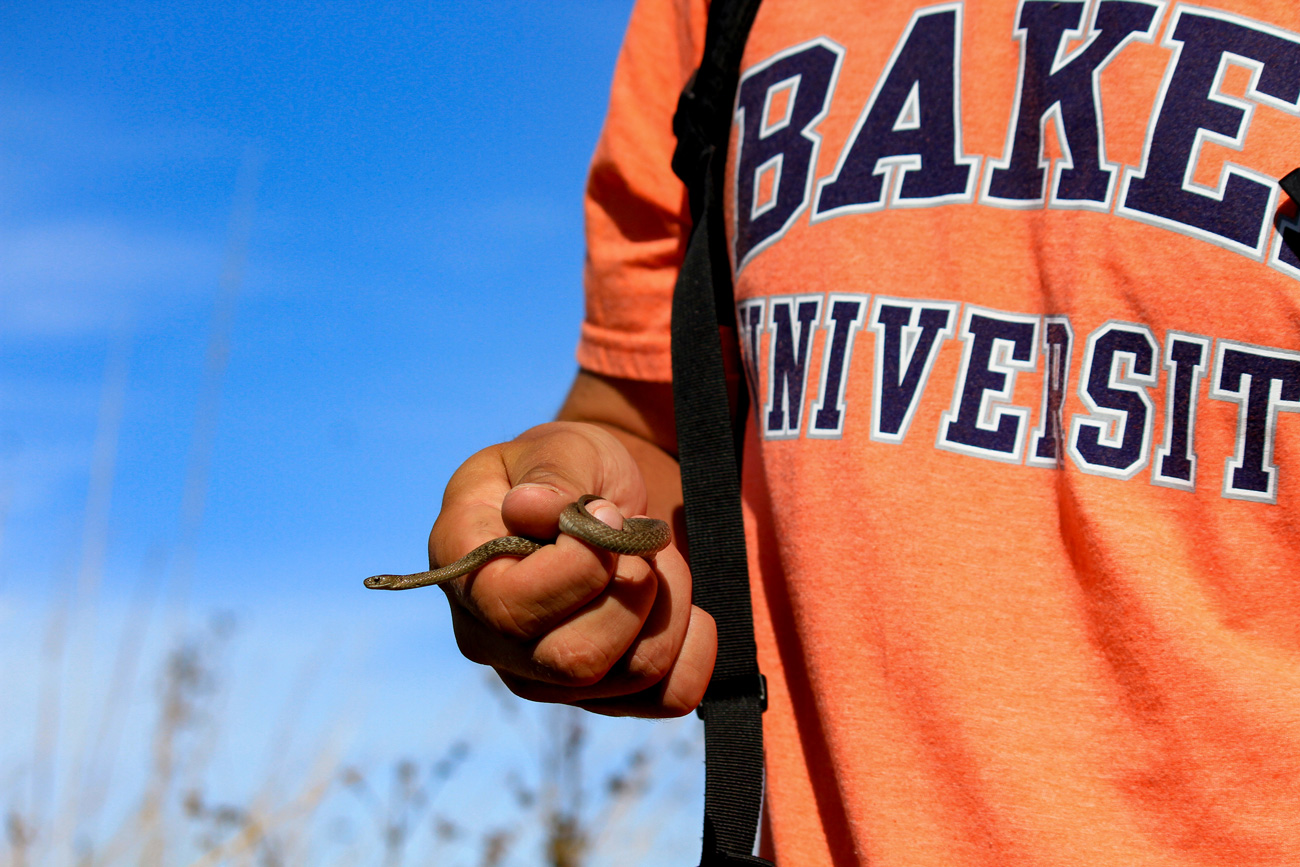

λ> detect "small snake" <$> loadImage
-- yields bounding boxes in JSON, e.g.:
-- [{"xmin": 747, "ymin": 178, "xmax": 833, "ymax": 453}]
[{"xmin": 363, "ymin": 494, "xmax": 671, "ymax": 591}]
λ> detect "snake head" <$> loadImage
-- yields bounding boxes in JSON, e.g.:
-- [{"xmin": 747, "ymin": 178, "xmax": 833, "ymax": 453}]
[{"xmin": 363, "ymin": 574, "xmax": 398, "ymax": 590}]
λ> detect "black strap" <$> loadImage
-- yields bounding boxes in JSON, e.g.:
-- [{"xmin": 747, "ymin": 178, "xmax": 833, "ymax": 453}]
[
  {"xmin": 1280, "ymin": 167, "xmax": 1300, "ymax": 204},
  {"xmin": 669, "ymin": 1, "xmax": 769, "ymax": 865},
  {"xmin": 673, "ymin": 0, "xmax": 765, "ymax": 227},
  {"xmin": 1281, "ymin": 169, "xmax": 1300, "ymax": 261}
]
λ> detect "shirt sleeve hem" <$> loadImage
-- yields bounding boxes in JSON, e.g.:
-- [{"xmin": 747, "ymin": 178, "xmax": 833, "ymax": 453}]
[{"xmin": 575, "ymin": 322, "xmax": 673, "ymax": 382}]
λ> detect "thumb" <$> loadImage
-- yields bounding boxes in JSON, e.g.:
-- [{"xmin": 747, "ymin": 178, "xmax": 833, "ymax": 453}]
[
  {"xmin": 498, "ymin": 422, "xmax": 646, "ymax": 538},
  {"xmin": 499, "ymin": 482, "xmax": 582, "ymax": 539}
]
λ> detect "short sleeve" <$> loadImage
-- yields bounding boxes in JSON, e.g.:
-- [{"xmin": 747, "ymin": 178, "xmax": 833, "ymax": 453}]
[{"xmin": 577, "ymin": 0, "xmax": 709, "ymax": 382}]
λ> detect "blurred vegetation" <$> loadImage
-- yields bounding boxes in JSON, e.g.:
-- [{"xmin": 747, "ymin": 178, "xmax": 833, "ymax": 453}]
[
  {"xmin": 1, "ymin": 609, "xmax": 700, "ymax": 866},
  {"xmin": 1, "ymin": 150, "xmax": 702, "ymax": 866}
]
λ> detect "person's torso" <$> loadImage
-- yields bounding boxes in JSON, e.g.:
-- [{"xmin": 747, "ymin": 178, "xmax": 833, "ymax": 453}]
[{"xmin": 723, "ymin": 2, "xmax": 1300, "ymax": 863}]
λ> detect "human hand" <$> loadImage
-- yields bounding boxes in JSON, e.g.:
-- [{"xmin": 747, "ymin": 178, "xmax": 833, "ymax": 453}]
[{"xmin": 432, "ymin": 421, "xmax": 716, "ymax": 717}]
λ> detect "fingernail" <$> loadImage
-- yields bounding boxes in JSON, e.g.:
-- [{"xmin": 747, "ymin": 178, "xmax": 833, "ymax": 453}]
[{"xmin": 591, "ymin": 501, "xmax": 624, "ymax": 530}]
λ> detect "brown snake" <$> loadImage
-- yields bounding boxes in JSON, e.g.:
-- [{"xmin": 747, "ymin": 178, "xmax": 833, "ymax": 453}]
[{"xmin": 363, "ymin": 494, "xmax": 671, "ymax": 591}]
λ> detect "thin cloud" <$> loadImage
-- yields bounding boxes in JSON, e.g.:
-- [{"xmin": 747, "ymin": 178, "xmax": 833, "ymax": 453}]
[
  {"xmin": 0, "ymin": 90, "xmax": 247, "ymax": 338},
  {"xmin": 0, "ymin": 221, "xmax": 221, "ymax": 337}
]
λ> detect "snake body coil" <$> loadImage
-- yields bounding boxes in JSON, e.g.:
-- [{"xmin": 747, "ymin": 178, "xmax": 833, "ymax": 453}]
[{"xmin": 363, "ymin": 495, "xmax": 670, "ymax": 591}]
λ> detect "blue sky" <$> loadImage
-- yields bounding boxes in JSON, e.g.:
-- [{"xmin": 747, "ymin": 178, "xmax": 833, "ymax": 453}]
[
  {"xmin": 0, "ymin": 0, "xmax": 631, "ymax": 603},
  {"xmin": 0, "ymin": 1, "xmax": 705, "ymax": 861}
]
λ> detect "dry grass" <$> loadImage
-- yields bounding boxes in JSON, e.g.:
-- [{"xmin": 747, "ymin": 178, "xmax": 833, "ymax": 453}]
[{"xmin": 1, "ymin": 608, "xmax": 700, "ymax": 866}]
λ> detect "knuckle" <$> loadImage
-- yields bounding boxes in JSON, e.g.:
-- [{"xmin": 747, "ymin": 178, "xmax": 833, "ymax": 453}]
[
  {"xmin": 621, "ymin": 645, "xmax": 672, "ymax": 690},
  {"xmin": 449, "ymin": 613, "xmax": 493, "ymax": 667},
  {"xmin": 473, "ymin": 591, "xmax": 547, "ymax": 641},
  {"xmin": 453, "ymin": 635, "xmax": 491, "ymax": 667},
  {"xmin": 655, "ymin": 688, "xmax": 699, "ymax": 718},
  {"xmin": 497, "ymin": 672, "xmax": 586, "ymax": 708},
  {"xmin": 497, "ymin": 671, "xmax": 545, "ymax": 702},
  {"xmin": 533, "ymin": 633, "xmax": 616, "ymax": 687}
]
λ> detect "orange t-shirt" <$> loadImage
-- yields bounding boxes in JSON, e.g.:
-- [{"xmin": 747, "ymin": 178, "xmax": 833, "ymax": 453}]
[{"xmin": 578, "ymin": 1, "xmax": 1300, "ymax": 864}]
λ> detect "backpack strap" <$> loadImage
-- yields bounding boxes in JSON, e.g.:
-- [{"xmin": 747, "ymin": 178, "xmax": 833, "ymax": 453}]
[
  {"xmin": 1281, "ymin": 169, "xmax": 1300, "ymax": 260},
  {"xmin": 1281, "ymin": 167, "xmax": 1300, "ymax": 203},
  {"xmin": 669, "ymin": 1, "xmax": 769, "ymax": 864}
]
